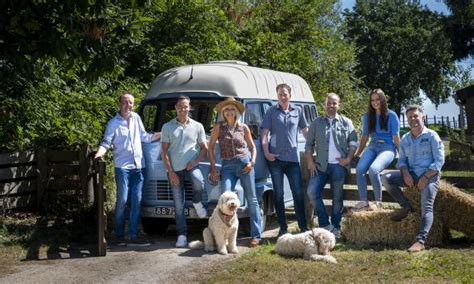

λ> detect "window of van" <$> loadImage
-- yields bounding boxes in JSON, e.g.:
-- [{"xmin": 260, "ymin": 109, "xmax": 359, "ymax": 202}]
[
  {"xmin": 245, "ymin": 103, "xmax": 264, "ymax": 138},
  {"xmin": 141, "ymin": 98, "xmax": 220, "ymax": 133}
]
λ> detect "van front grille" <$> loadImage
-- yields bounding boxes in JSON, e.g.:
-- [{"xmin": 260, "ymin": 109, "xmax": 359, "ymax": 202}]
[{"xmin": 144, "ymin": 180, "xmax": 207, "ymax": 201}]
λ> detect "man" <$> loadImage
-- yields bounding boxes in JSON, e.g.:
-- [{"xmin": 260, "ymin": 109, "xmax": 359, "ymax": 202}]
[
  {"xmin": 95, "ymin": 92, "xmax": 160, "ymax": 244},
  {"xmin": 161, "ymin": 96, "xmax": 208, "ymax": 248},
  {"xmin": 261, "ymin": 83, "xmax": 309, "ymax": 235},
  {"xmin": 305, "ymin": 93, "xmax": 358, "ymax": 239},
  {"xmin": 381, "ymin": 105, "xmax": 444, "ymax": 252}
]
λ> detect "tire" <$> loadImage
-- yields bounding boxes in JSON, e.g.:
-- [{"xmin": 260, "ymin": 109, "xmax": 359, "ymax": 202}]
[{"xmin": 141, "ymin": 217, "xmax": 170, "ymax": 235}]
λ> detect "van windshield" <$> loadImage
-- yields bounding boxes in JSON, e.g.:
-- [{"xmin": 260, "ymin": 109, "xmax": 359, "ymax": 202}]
[{"xmin": 141, "ymin": 97, "xmax": 220, "ymax": 133}]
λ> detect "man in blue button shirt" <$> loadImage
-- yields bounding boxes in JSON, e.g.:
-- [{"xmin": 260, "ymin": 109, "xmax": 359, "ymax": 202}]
[
  {"xmin": 305, "ymin": 93, "xmax": 358, "ymax": 239},
  {"xmin": 261, "ymin": 83, "xmax": 309, "ymax": 235},
  {"xmin": 382, "ymin": 105, "xmax": 445, "ymax": 252},
  {"xmin": 95, "ymin": 93, "xmax": 160, "ymax": 244}
]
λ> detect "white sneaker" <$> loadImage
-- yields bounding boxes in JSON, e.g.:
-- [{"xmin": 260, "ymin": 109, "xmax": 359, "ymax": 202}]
[
  {"xmin": 370, "ymin": 201, "xmax": 383, "ymax": 210},
  {"xmin": 193, "ymin": 202, "xmax": 207, "ymax": 218},
  {"xmin": 175, "ymin": 235, "xmax": 187, "ymax": 248},
  {"xmin": 332, "ymin": 228, "xmax": 341, "ymax": 239},
  {"xmin": 322, "ymin": 224, "xmax": 334, "ymax": 232},
  {"xmin": 352, "ymin": 201, "xmax": 370, "ymax": 212}
]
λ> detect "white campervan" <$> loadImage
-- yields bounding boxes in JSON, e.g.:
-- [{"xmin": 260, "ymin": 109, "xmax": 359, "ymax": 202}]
[{"xmin": 138, "ymin": 61, "xmax": 318, "ymax": 234}]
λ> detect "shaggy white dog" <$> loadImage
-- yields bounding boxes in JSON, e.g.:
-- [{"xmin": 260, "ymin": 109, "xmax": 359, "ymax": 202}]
[
  {"xmin": 189, "ymin": 191, "xmax": 240, "ymax": 255},
  {"xmin": 274, "ymin": 228, "xmax": 337, "ymax": 263}
]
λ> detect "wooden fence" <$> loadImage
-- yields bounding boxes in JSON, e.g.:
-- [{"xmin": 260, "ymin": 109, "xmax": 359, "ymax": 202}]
[
  {"xmin": 301, "ymin": 154, "xmax": 474, "ymax": 222},
  {"xmin": 400, "ymin": 114, "xmax": 467, "ymax": 129},
  {"xmin": 0, "ymin": 145, "xmax": 94, "ymax": 212}
]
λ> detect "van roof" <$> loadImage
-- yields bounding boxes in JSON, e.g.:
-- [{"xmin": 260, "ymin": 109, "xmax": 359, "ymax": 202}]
[{"xmin": 145, "ymin": 61, "xmax": 314, "ymax": 102}]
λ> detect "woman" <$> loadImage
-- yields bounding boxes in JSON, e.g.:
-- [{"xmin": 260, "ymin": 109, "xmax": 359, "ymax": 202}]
[
  {"xmin": 354, "ymin": 88, "xmax": 400, "ymax": 210},
  {"xmin": 208, "ymin": 97, "xmax": 262, "ymax": 247}
]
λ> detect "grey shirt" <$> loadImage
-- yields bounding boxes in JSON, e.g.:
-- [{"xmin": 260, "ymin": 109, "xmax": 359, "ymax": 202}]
[
  {"xmin": 305, "ymin": 114, "xmax": 359, "ymax": 172},
  {"xmin": 260, "ymin": 103, "xmax": 308, "ymax": 163}
]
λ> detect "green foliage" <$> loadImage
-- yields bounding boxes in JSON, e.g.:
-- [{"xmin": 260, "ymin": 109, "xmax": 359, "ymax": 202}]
[
  {"xmin": 444, "ymin": 0, "xmax": 474, "ymax": 60},
  {"xmin": 1, "ymin": 0, "xmax": 366, "ymax": 151},
  {"xmin": 344, "ymin": 0, "xmax": 457, "ymax": 114}
]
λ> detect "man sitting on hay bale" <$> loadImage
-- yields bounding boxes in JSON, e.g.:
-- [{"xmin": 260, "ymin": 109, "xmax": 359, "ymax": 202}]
[{"xmin": 381, "ymin": 105, "xmax": 445, "ymax": 253}]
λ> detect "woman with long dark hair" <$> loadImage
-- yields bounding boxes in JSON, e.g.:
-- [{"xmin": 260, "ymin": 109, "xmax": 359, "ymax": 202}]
[{"xmin": 353, "ymin": 88, "xmax": 400, "ymax": 210}]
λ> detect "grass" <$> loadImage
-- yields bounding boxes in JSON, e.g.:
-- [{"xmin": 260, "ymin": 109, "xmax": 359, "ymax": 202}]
[
  {"xmin": 201, "ymin": 217, "xmax": 474, "ymax": 284},
  {"xmin": 202, "ymin": 244, "xmax": 473, "ymax": 283}
]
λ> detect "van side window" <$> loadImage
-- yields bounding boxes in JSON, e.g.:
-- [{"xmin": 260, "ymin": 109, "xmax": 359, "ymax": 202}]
[
  {"xmin": 245, "ymin": 103, "xmax": 263, "ymax": 139},
  {"xmin": 304, "ymin": 105, "xmax": 313, "ymax": 123},
  {"xmin": 311, "ymin": 105, "xmax": 317, "ymax": 119}
]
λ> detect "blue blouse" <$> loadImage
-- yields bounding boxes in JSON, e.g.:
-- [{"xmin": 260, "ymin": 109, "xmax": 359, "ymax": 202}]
[{"xmin": 361, "ymin": 110, "xmax": 400, "ymax": 145}]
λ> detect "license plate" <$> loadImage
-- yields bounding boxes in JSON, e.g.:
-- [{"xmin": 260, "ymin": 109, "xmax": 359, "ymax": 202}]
[{"xmin": 155, "ymin": 207, "xmax": 189, "ymax": 216}]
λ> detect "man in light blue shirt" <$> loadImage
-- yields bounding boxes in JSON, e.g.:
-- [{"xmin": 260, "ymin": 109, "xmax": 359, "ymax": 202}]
[
  {"xmin": 305, "ymin": 93, "xmax": 358, "ymax": 239},
  {"xmin": 95, "ymin": 93, "xmax": 160, "ymax": 244},
  {"xmin": 382, "ymin": 105, "xmax": 445, "ymax": 253},
  {"xmin": 261, "ymin": 83, "xmax": 309, "ymax": 235},
  {"xmin": 161, "ymin": 96, "xmax": 208, "ymax": 248}
]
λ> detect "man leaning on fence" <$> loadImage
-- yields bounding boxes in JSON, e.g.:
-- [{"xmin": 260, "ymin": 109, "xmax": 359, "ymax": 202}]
[
  {"xmin": 94, "ymin": 92, "xmax": 160, "ymax": 246},
  {"xmin": 381, "ymin": 105, "xmax": 445, "ymax": 253}
]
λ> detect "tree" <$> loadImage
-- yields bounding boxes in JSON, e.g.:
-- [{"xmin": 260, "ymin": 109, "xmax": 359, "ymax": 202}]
[
  {"xmin": 444, "ymin": 0, "xmax": 474, "ymax": 60},
  {"xmin": 344, "ymin": 0, "xmax": 456, "ymax": 114}
]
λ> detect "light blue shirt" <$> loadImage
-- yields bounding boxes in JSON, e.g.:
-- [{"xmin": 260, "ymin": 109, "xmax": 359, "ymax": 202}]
[
  {"xmin": 362, "ymin": 110, "xmax": 400, "ymax": 145},
  {"xmin": 260, "ymin": 103, "xmax": 308, "ymax": 163},
  {"xmin": 100, "ymin": 112, "xmax": 152, "ymax": 169},
  {"xmin": 305, "ymin": 114, "xmax": 359, "ymax": 172},
  {"xmin": 397, "ymin": 127, "xmax": 445, "ymax": 177},
  {"xmin": 161, "ymin": 118, "xmax": 206, "ymax": 171}
]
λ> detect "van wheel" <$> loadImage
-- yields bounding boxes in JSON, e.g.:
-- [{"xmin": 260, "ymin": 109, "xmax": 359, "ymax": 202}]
[{"xmin": 141, "ymin": 217, "xmax": 170, "ymax": 235}]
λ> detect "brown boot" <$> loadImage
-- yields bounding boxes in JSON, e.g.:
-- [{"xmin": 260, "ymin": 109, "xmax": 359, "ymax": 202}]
[
  {"xmin": 390, "ymin": 207, "xmax": 411, "ymax": 222},
  {"xmin": 408, "ymin": 241, "xmax": 425, "ymax": 252}
]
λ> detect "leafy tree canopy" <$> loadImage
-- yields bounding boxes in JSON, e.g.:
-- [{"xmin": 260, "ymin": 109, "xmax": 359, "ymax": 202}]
[
  {"xmin": 344, "ymin": 0, "xmax": 457, "ymax": 114},
  {"xmin": 444, "ymin": 0, "xmax": 474, "ymax": 60}
]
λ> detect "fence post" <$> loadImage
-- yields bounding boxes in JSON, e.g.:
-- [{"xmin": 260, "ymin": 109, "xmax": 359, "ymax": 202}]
[
  {"xmin": 36, "ymin": 149, "xmax": 47, "ymax": 212},
  {"xmin": 94, "ymin": 159, "xmax": 107, "ymax": 256},
  {"xmin": 80, "ymin": 144, "xmax": 94, "ymax": 204}
]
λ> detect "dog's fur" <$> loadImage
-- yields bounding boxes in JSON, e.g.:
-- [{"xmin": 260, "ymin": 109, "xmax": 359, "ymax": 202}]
[
  {"xmin": 274, "ymin": 228, "xmax": 337, "ymax": 263},
  {"xmin": 189, "ymin": 191, "xmax": 240, "ymax": 255}
]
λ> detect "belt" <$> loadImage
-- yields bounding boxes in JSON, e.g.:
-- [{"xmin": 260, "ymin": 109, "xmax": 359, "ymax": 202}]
[{"xmin": 374, "ymin": 140, "xmax": 385, "ymax": 144}]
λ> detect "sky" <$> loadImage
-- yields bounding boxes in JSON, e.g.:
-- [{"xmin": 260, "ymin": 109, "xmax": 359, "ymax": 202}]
[{"xmin": 341, "ymin": 0, "xmax": 473, "ymax": 119}]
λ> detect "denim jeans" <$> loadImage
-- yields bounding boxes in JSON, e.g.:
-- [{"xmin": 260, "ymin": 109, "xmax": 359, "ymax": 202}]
[
  {"xmin": 114, "ymin": 167, "xmax": 144, "ymax": 239},
  {"xmin": 170, "ymin": 166, "xmax": 205, "ymax": 236},
  {"xmin": 381, "ymin": 171, "xmax": 440, "ymax": 243},
  {"xmin": 307, "ymin": 163, "xmax": 346, "ymax": 230},
  {"xmin": 221, "ymin": 156, "xmax": 262, "ymax": 240},
  {"xmin": 267, "ymin": 159, "xmax": 308, "ymax": 233},
  {"xmin": 356, "ymin": 142, "xmax": 396, "ymax": 201}
]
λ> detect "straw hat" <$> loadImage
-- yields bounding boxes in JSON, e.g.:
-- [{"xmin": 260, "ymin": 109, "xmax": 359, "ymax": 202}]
[{"xmin": 215, "ymin": 97, "xmax": 245, "ymax": 113}]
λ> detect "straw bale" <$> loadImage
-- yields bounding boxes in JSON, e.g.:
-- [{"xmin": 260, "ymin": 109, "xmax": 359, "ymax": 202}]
[
  {"xmin": 343, "ymin": 209, "xmax": 444, "ymax": 246},
  {"xmin": 436, "ymin": 181, "xmax": 474, "ymax": 240}
]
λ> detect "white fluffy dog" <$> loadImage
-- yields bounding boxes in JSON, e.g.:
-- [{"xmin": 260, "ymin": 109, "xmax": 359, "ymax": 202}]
[
  {"xmin": 274, "ymin": 228, "xmax": 337, "ymax": 263},
  {"xmin": 189, "ymin": 191, "xmax": 240, "ymax": 255}
]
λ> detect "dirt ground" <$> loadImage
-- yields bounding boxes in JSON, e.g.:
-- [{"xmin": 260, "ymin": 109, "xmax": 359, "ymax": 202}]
[{"xmin": 0, "ymin": 225, "xmax": 279, "ymax": 283}]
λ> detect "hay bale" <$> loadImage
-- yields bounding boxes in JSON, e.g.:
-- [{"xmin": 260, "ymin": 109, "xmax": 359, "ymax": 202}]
[
  {"xmin": 343, "ymin": 209, "xmax": 444, "ymax": 246},
  {"xmin": 343, "ymin": 180, "xmax": 474, "ymax": 246},
  {"xmin": 436, "ymin": 180, "xmax": 474, "ymax": 240}
]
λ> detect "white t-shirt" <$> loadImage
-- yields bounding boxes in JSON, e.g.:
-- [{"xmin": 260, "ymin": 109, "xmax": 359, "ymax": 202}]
[{"xmin": 327, "ymin": 118, "xmax": 342, "ymax": 164}]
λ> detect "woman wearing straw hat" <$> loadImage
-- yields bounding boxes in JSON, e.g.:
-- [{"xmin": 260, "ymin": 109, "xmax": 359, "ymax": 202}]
[{"xmin": 208, "ymin": 97, "xmax": 262, "ymax": 247}]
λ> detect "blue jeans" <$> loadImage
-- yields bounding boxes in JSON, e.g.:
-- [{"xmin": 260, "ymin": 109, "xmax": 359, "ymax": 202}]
[
  {"xmin": 114, "ymin": 167, "xmax": 144, "ymax": 239},
  {"xmin": 221, "ymin": 156, "xmax": 262, "ymax": 240},
  {"xmin": 307, "ymin": 163, "xmax": 346, "ymax": 230},
  {"xmin": 381, "ymin": 171, "xmax": 439, "ymax": 243},
  {"xmin": 267, "ymin": 159, "xmax": 308, "ymax": 233},
  {"xmin": 356, "ymin": 142, "xmax": 396, "ymax": 201},
  {"xmin": 170, "ymin": 166, "xmax": 205, "ymax": 236}
]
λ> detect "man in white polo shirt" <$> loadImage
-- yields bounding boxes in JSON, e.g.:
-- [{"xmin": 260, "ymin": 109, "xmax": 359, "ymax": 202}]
[{"xmin": 161, "ymin": 96, "xmax": 208, "ymax": 248}]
